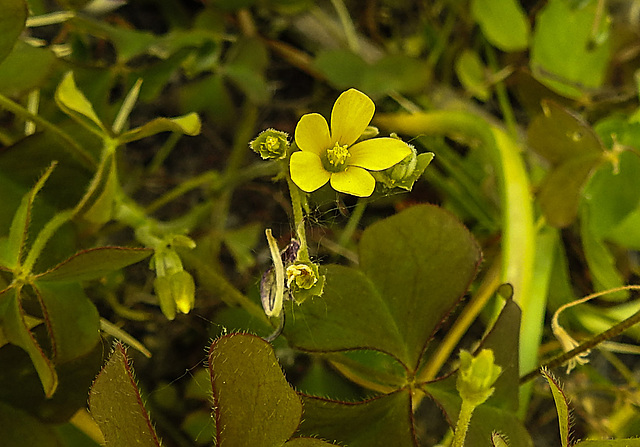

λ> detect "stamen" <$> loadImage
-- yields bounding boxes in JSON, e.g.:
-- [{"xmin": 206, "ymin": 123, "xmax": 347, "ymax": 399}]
[{"xmin": 324, "ymin": 142, "xmax": 351, "ymax": 171}]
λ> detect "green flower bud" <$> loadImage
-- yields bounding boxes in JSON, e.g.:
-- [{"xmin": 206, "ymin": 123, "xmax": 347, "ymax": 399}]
[
  {"xmin": 171, "ymin": 234, "xmax": 196, "ymax": 250},
  {"xmin": 154, "ymin": 276, "xmax": 176, "ymax": 320},
  {"xmin": 151, "ymin": 249, "xmax": 184, "ymax": 277},
  {"xmin": 250, "ymin": 129, "xmax": 290, "ymax": 160},
  {"xmin": 153, "ymin": 270, "xmax": 196, "ymax": 320},
  {"xmin": 372, "ymin": 138, "xmax": 433, "ymax": 192},
  {"xmin": 387, "ymin": 144, "xmax": 418, "ymax": 182},
  {"xmin": 286, "ymin": 263, "xmax": 318, "ymax": 290},
  {"xmin": 456, "ymin": 349, "xmax": 502, "ymax": 407},
  {"xmin": 170, "ymin": 270, "xmax": 196, "ymax": 314}
]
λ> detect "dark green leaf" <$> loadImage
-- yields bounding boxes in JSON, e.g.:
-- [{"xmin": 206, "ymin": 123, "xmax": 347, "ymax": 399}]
[
  {"xmin": 208, "ymin": 333, "xmax": 302, "ymax": 446},
  {"xmin": 0, "ymin": 402, "xmax": 59, "ymax": 447},
  {"xmin": 36, "ymin": 246, "xmax": 152, "ymax": 282},
  {"xmin": 89, "ymin": 343, "xmax": 161, "ymax": 447},
  {"xmin": 283, "ymin": 265, "xmax": 408, "ymax": 360},
  {"xmin": 473, "ymin": 300, "xmax": 521, "ymax": 411},
  {"xmin": 359, "ymin": 205, "xmax": 481, "ymax": 369},
  {"xmin": 0, "ymin": 41, "xmax": 57, "ymax": 96},
  {"xmin": 538, "ymin": 154, "xmax": 602, "ymax": 228},
  {"xmin": 0, "ymin": 0, "xmax": 27, "ymax": 65},
  {"xmin": 285, "ymin": 205, "xmax": 481, "ymax": 372},
  {"xmin": 297, "ymin": 391, "xmax": 417, "ymax": 447},
  {"xmin": 32, "ymin": 281, "xmax": 100, "ymax": 363},
  {"xmin": 527, "ymin": 101, "xmax": 603, "ymax": 165},
  {"xmin": 327, "ymin": 350, "xmax": 408, "ymax": 394},
  {"xmin": 0, "ymin": 341, "xmax": 103, "ymax": 424},
  {"xmin": 471, "ymin": 0, "xmax": 529, "ymax": 51},
  {"xmin": 527, "ymin": 101, "xmax": 604, "ymax": 227},
  {"xmin": 0, "ymin": 288, "xmax": 58, "ymax": 397}
]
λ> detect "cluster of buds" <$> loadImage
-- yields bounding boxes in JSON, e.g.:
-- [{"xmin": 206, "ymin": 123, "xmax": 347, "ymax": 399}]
[{"xmin": 147, "ymin": 234, "xmax": 197, "ymax": 320}]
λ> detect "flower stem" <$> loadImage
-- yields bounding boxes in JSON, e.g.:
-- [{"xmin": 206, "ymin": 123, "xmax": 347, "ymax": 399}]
[
  {"xmin": 287, "ymin": 176, "xmax": 310, "ymax": 262},
  {"xmin": 338, "ymin": 198, "xmax": 367, "ymax": 248},
  {"xmin": 452, "ymin": 400, "xmax": 475, "ymax": 447}
]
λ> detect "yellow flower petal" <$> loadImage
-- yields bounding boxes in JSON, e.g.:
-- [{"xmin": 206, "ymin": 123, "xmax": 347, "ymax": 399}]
[
  {"xmin": 348, "ymin": 137, "xmax": 412, "ymax": 171},
  {"xmin": 290, "ymin": 151, "xmax": 331, "ymax": 192},
  {"xmin": 330, "ymin": 166, "xmax": 375, "ymax": 197},
  {"xmin": 331, "ymin": 89, "xmax": 375, "ymax": 147},
  {"xmin": 295, "ymin": 113, "xmax": 331, "ymax": 155}
]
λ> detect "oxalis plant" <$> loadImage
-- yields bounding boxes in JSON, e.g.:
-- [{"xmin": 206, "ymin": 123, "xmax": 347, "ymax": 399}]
[
  {"xmin": 85, "ymin": 89, "xmax": 637, "ymax": 446},
  {"xmin": 4, "ymin": 1, "xmax": 640, "ymax": 446}
]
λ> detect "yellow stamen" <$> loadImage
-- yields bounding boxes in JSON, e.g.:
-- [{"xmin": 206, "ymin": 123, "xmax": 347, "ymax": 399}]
[{"xmin": 324, "ymin": 142, "xmax": 351, "ymax": 171}]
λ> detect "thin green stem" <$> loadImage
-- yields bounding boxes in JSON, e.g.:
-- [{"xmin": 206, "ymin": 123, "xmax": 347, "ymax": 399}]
[
  {"xmin": 330, "ymin": 0, "xmax": 359, "ymax": 52},
  {"xmin": 485, "ymin": 45, "xmax": 517, "ymax": 139},
  {"xmin": 451, "ymin": 400, "xmax": 475, "ymax": 447},
  {"xmin": 287, "ymin": 176, "xmax": 310, "ymax": 262},
  {"xmin": 147, "ymin": 132, "xmax": 181, "ymax": 174},
  {"xmin": 337, "ymin": 198, "xmax": 367, "ymax": 248},
  {"xmin": 0, "ymin": 92, "xmax": 96, "ymax": 169}
]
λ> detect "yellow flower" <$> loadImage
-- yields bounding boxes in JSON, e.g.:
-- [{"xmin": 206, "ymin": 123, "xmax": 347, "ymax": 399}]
[{"xmin": 290, "ymin": 89, "xmax": 412, "ymax": 197}]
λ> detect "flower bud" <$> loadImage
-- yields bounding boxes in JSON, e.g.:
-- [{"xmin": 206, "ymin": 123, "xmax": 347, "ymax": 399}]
[
  {"xmin": 154, "ymin": 270, "xmax": 196, "ymax": 320},
  {"xmin": 250, "ymin": 129, "xmax": 290, "ymax": 160},
  {"xmin": 456, "ymin": 349, "xmax": 502, "ymax": 407},
  {"xmin": 286, "ymin": 263, "xmax": 318, "ymax": 290}
]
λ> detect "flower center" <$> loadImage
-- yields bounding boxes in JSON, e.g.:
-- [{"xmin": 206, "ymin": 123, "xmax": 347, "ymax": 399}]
[{"xmin": 323, "ymin": 142, "xmax": 351, "ymax": 172}]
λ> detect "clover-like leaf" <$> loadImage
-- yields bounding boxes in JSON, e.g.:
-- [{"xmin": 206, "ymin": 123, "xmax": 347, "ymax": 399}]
[
  {"xmin": 89, "ymin": 343, "xmax": 161, "ymax": 447},
  {"xmin": 284, "ymin": 204, "xmax": 481, "ymax": 371},
  {"xmin": 527, "ymin": 101, "xmax": 605, "ymax": 227},
  {"xmin": 297, "ymin": 391, "xmax": 416, "ymax": 447},
  {"xmin": 208, "ymin": 333, "xmax": 305, "ymax": 447}
]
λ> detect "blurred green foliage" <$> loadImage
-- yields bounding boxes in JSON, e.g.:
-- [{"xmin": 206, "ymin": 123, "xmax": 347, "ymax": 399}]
[{"xmin": 2, "ymin": 0, "xmax": 640, "ymax": 446}]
